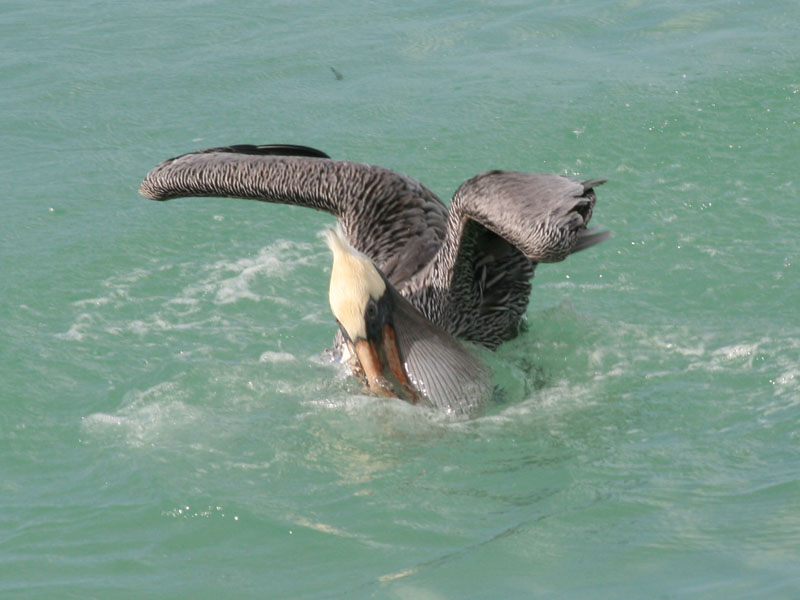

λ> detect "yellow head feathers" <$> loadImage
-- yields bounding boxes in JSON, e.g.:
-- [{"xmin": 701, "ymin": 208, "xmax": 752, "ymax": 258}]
[{"xmin": 325, "ymin": 227, "xmax": 386, "ymax": 341}]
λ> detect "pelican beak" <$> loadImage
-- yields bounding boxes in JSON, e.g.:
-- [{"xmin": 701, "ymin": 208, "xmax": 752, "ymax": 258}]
[
  {"xmin": 345, "ymin": 282, "xmax": 492, "ymax": 414},
  {"xmin": 352, "ymin": 323, "xmax": 422, "ymax": 404}
]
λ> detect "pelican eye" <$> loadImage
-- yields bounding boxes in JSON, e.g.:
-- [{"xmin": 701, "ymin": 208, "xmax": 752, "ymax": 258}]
[{"xmin": 365, "ymin": 299, "xmax": 378, "ymax": 320}]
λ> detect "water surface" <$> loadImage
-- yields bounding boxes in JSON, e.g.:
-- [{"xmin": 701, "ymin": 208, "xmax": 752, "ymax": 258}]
[{"xmin": 2, "ymin": 1, "xmax": 799, "ymax": 598}]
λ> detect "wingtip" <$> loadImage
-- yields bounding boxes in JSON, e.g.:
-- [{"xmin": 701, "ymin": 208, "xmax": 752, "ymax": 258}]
[
  {"xmin": 582, "ymin": 178, "xmax": 608, "ymax": 190},
  {"xmin": 138, "ymin": 177, "xmax": 166, "ymax": 201},
  {"xmin": 137, "ymin": 143, "xmax": 330, "ymax": 201},
  {"xmin": 573, "ymin": 228, "xmax": 612, "ymax": 253},
  {"xmin": 212, "ymin": 144, "xmax": 331, "ymax": 159}
]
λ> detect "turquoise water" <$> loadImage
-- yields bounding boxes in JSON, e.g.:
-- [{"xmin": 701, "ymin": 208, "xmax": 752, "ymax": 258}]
[{"xmin": 3, "ymin": 0, "xmax": 799, "ymax": 597}]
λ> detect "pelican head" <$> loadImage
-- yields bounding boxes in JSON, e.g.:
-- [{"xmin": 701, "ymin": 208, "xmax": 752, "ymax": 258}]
[{"xmin": 325, "ymin": 227, "xmax": 491, "ymax": 414}]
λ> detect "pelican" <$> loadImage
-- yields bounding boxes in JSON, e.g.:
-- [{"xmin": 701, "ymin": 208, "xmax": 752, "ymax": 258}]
[{"xmin": 139, "ymin": 144, "xmax": 608, "ymax": 415}]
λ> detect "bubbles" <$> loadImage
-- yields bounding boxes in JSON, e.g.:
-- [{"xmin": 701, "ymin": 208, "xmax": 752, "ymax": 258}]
[{"xmin": 163, "ymin": 504, "xmax": 239, "ymax": 521}]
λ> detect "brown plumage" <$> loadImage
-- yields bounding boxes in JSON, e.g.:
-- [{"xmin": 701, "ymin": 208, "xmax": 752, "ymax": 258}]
[
  {"xmin": 140, "ymin": 144, "xmax": 608, "ymax": 414},
  {"xmin": 140, "ymin": 144, "xmax": 608, "ymax": 350}
]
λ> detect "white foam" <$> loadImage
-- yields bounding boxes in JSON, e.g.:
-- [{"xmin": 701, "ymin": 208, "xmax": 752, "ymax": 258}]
[
  {"xmin": 654, "ymin": 335, "xmax": 706, "ymax": 357},
  {"xmin": 258, "ymin": 351, "xmax": 295, "ymax": 363},
  {"xmin": 180, "ymin": 240, "xmax": 314, "ymax": 306},
  {"xmin": 73, "ymin": 296, "xmax": 111, "ymax": 308},
  {"xmin": 83, "ymin": 412, "xmax": 124, "ymax": 426},
  {"xmin": 59, "ymin": 238, "xmax": 320, "ymax": 342},
  {"xmin": 82, "ymin": 381, "xmax": 202, "ymax": 447},
  {"xmin": 773, "ymin": 370, "xmax": 798, "ymax": 386},
  {"xmin": 768, "ymin": 367, "xmax": 800, "ymax": 408},
  {"xmin": 712, "ymin": 342, "xmax": 758, "ymax": 362},
  {"xmin": 127, "ymin": 315, "xmax": 172, "ymax": 336},
  {"xmin": 55, "ymin": 312, "xmax": 94, "ymax": 341}
]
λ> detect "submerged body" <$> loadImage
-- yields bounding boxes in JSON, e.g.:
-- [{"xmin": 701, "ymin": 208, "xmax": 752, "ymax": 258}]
[{"xmin": 140, "ymin": 144, "xmax": 608, "ymax": 415}]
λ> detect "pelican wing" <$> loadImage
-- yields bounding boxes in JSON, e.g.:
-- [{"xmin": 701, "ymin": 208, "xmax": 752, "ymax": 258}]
[
  {"xmin": 139, "ymin": 145, "xmax": 448, "ymax": 282},
  {"xmin": 389, "ymin": 286, "xmax": 492, "ymax": 416},
  {"xmin": 450, "ymin": 171, "xmax": 608, "ymax": 263},
  {"xmin": 432, "ymin": 171, "xmax": 608, "ymax": 348}
]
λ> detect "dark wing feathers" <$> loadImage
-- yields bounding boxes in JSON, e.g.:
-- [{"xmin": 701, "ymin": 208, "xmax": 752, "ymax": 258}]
[
  {"xmin": 422, "ymin": 171, "xmax": 607, "ymax": 348},
  {"xmin": 572, "ymin": 228, "xmax": 612, "ymax": 254},
  {"xmin": 196, "ymin": 144, "xmax": 332, "ymax": 159},
  {"xmin": 450, "ymin": 171, "xmax": 606, "ymax": 263},
  {"xmin": 140, "ymin": 148, "xmax": 608, "ymax": 353},
  {"xmin": 139, "ymin": 146, "xmax": 447, "ymax": 276}
]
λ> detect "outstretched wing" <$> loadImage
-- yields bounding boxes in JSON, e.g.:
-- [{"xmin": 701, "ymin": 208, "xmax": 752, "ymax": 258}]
[
  {"xmin": 139, "ymin": 144, "xmax": 448, "ymax": 284},
  {"xmin": 428, "ymin": 171, "xmax": 608, "ymax": 349}
]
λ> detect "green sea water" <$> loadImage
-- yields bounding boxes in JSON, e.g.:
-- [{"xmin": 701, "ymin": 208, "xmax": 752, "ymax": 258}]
[{"xmin": 2, "ymin": 1, "xmax": 799, "ymax": 598}]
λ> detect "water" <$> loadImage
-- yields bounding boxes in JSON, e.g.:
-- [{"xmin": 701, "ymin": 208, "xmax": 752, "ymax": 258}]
[{"xmin": 2, "ymin": 0, "xmax": 799, "ymax": 597}]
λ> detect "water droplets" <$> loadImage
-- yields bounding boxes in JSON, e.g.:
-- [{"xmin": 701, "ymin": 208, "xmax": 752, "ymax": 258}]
[{"xmin": 164, "ymin": 504, "xmax": 239, "ymax": 521}]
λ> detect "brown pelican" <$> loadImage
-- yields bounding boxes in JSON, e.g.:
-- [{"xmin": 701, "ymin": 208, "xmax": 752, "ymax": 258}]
[{"xmin": 139, "ymin": 144, "xmax": 608, "ymax": 415}]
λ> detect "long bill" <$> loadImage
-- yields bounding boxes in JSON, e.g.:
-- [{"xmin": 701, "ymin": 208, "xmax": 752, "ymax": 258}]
[
  {"xmin": 357, "ymin": 286, "xmax": 492, "ymax": 416},
  {"xmin": 352, "ymin": 325, "xmax": 423, "ymax": 405}
]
